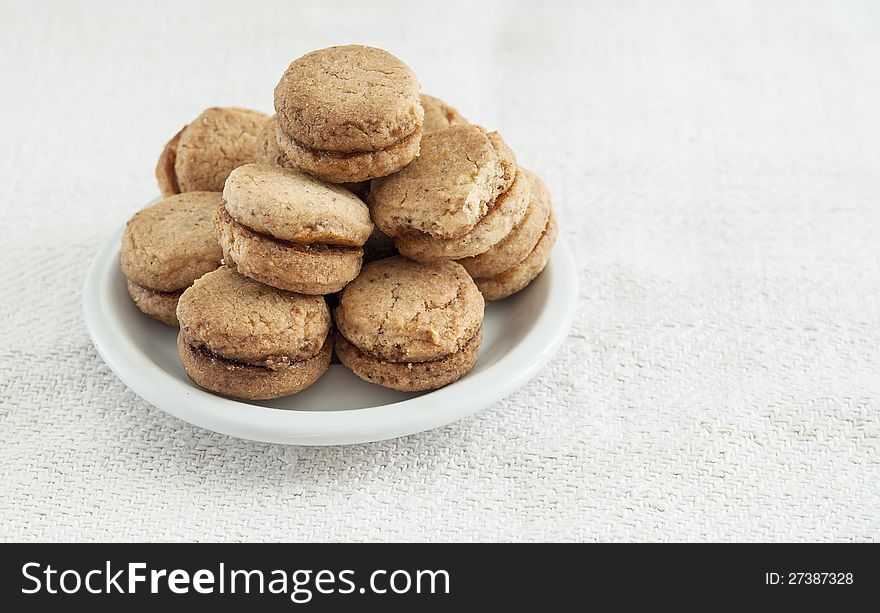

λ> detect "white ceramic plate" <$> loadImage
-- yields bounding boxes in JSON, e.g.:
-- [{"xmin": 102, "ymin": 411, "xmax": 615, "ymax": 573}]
[{"xmin": 83, "ymin": 217, "xmax": 578, "ymax": 445}]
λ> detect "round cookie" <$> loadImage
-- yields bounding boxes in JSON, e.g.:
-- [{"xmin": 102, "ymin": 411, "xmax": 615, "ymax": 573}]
[
  {"xmin": 474, "ymin": 215, "xmax": 559, "ymax": 301},
  {"xmin": 273, "ymin": 45, "xmax": 423, "ymax": 183},
  {"xmin": 119, "ymin": 192, "xmax": 223, "ymax": 324},
  {"xmin": 256, "ymin": 114, "xmax": 369, "ymax": 197},
  {"xmin": 155, "ymin": 107, "xmax": 266, "ymax": 196},
  {"xmin": 176, "ymin": 267, "xmax": 331, "ymax": 400},
  {"xmin": 458, "ymin": 169, "xmax": 552, "ymax": 278},
  {"xmin": 335, "ymin": 256, "xmax": 484, "ymax": 363},
  {"xmin": 216, "ymin": 163, "xmax": 372, "ymax": 294},
  {"xmin": 420, "ymin": 94, "xmax": 468, "ymax": 133},
  {"xmin": 275, "ymin": 45, "xmax": 422, "ymax": 152},
  {"xmin": 370, "ymin": 124, "xmax": 516, "ymax": 240},
  {"xmin": 395, "ymin": 168, "xmax": 530, "ymax": 261},
  {"xmin": 335, "ymin": 328, "xmax": 481, "ymax": 392}
]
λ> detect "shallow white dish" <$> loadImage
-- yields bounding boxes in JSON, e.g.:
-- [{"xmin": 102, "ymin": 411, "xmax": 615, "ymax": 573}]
[{"xmin": 83, "ymin": 218, "xmax": 578, "ymax": 445}]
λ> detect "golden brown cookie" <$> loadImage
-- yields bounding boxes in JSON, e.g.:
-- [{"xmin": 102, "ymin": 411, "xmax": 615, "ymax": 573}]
[
  {"xmin": 119, "ymin": 192, "xmax": 224, "ymax": 325},
  {"xmin": 216, "ymin": 163, "xmax": 372, "ymax": 294},
  {"xmin": 334, "ymin": 256, "xmax": 484, "ymax": 391},
  {"xmin": 155, "ymin": 107, "xmax": 266, "ymax": 196},
  {"xmin": 273, "ymin": 45, "xmax": 423, "ymax": 183},
  {"xmin": 176, "ymin": 267, "xmax": 331, "ymax": 400},
  {"xmin": 458, "ymin": 169, "xmax": 552, "ymax": 278},
  {"xmin": 420, "ymin": 94, "xmax": 467, "ymax": 133},
  {"xmin": 395, "ymin": 168, "xmax": 530, "ymax": 261},
  {"xmin": 474, "ymin": 215, "xmax": 559, "ymax": 301},
  {"xmin": 370, "ymin": 125, "xmax": 516, "ymax": 240}
]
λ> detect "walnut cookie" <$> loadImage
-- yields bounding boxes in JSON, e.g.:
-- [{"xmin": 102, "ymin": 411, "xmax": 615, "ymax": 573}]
[{"xmin": 333, "ymin": 256, "xmax": 484, "ymax": 392}]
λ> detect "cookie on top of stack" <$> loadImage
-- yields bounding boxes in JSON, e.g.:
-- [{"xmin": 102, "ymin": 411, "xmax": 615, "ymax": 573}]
[
  {"xmin": 273, "ymin": 45, "xmax": 424, "ymax": 184},
  {"xmin": 123, "ymin": 44, "xmax": 557, "ymax": 399}
]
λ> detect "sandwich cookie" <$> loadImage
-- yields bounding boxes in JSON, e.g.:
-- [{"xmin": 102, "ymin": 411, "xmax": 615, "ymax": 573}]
[
  {"xmin": 156, "ymin": 107, "xmax": 267, "ymax": 196},
  {"xmin": 273, "ymin": 45, "xmax": 423, "ymax": 183},
  {"xmin": 370, "ymin": 124, "xmax": 523, "ymax": 261},
  {"xmin": 176, "ymin": 267, "xmax": 331, "ymax": 400},
  {"xmin": 334, "ymin": 256, "xmax": 484, "ymax": 392},
  {"xmin": 119, "ymin": 192, "xmax": 223, "ymax": 325},
  {"xmin": 215, "ymin": 163, "xmax": 373, "ymax": 294}
]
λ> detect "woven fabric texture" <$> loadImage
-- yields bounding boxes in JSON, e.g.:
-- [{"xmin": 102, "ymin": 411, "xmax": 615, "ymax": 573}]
[{"xmin": 1, "ymin": 0, "xmax": 878, "ymax": 541}]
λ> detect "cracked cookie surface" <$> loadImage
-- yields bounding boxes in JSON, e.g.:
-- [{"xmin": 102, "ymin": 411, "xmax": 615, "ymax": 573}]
[
  {"xmin": 274, "ymin": 45, "xmax": 423, "ymax": 152},
  {"xmin": 395, "ymin": 168, "xmax": 530, "ymax": 261},
  {"xmin": 334, "ymin": 256, "xmax": 484, "ymax": 363},
  {"xmin": 369, "ymin": 125, "xmax": 516, "ymax": 240}
]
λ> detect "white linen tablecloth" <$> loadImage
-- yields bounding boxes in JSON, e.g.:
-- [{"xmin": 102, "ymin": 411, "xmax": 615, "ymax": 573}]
[{"xmin": 1, "ymin": 0, "xmax": 878, "ymax": 541}]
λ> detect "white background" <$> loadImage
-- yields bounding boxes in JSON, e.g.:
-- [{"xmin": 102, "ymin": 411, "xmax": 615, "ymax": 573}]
[{"xmin": 1, "ymin": 0, "xmax": 878, "ymax": 540}]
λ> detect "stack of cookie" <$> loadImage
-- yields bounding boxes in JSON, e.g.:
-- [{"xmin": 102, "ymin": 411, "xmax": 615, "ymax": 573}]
[
  {"xmin": 272, "ymin": 45, "xmax": 424, "ymax": 184},
  {"xmin": 122, "ymin": 44, "xmax": 558, "ymax": 400},
  {"xmin": 214, "ymin": 162, "xmax": 373, "ymax": 294},
  {"xmin": 370, "ymin": 123, "xmax": 557, "ymax": 301}
]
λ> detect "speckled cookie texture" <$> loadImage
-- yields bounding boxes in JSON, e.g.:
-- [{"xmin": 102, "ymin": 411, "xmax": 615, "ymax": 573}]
[
  {"xmin": 370, "ymin": 124, "xmax": 516, "ymax": 245},
  {"xmin": 458, "ymin": 169, "xmax": 553, "ymax": 279},
  {"xmin": 156, "ymin": 107, "xmax": 267, "ymax": 196},
  {"xmin": 474, "ymin": 214, "xmax": 559, "ymax": 301},
  {"xmin": 420, "ymin": 94, "xmax": 467, "ymax": 133},
  {"xmin": 119, "ymin": 192, "xmax": 224, "ymax": 325},
  {"xmin": 334, "ymin": 256, "xmax": 484, "ymax": 391},
  {"xmin": 216, "ymin": 163, "xmax": 372, "ymax": 294},
  {"xmin": 395, "ymin": 168, "xmax": 530, "ymax": 261},
  {"xmin": 176, "ymin": 266, "xmax": 331, "ymax": 399},
  {"xmin": 273, "ymin": 45, "xmax": 423, "ymax": 183}
]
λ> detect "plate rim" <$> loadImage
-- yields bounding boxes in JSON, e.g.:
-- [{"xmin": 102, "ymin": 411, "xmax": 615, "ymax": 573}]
[{"xmin": 82, "ymin": 220, "xmax": 578, "ymax": 445}]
